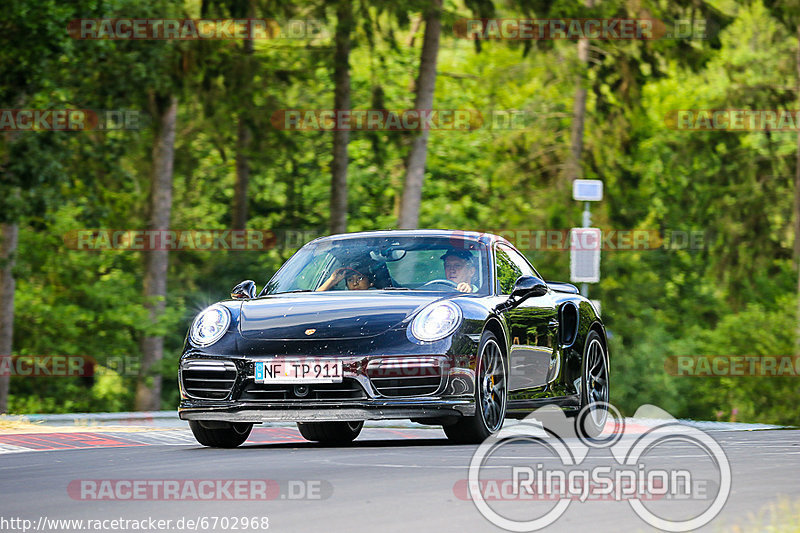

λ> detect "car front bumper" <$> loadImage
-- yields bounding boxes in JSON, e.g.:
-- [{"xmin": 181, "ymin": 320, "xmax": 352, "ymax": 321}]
[{"xmin": 178, "ymin": 350, "xmax": 479, "ymax": 424}]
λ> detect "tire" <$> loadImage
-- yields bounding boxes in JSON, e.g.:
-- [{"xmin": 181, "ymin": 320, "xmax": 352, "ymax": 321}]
[
  {"xmin": 444, "ymin": 331, "xmax": 507, "ymax": 444},
  {"xmin": 296, "ymin": 421, "xmax": 364, "ymax": 445},
  {"xmin": 189, "ymin": 420, "xmax": 253, "ymax": 448},
  {"xmin": 575, "ymin": 330, "xmax": 610, "ymax": 439}
]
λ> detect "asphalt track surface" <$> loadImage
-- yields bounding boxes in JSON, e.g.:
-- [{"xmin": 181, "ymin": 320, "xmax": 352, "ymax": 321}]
[{"xmin": 0, "ymin": 421, "xmax": 798, "ymax": 533}]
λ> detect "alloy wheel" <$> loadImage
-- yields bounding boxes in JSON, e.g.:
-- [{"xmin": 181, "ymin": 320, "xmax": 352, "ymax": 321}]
[
  {"xmin": 479, "ymin": 338, "xmax": 507, "ymax": 432},
  {"xmin": 584, "ymin": 337, "xmax": 609, "ymax": 428}
]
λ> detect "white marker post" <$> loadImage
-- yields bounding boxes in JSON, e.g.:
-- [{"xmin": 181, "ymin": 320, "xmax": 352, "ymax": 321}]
[
  {"xmin": 571, "ymin": 180, "xmax": 603, "ymax": 297},
  {"xmin": 570, "ymin": 228, "xmax": 601, "ymax": 283}
]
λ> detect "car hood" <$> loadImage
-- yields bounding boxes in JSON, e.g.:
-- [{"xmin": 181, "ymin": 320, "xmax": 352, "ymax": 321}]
[{"xmin": 238, "ymin": 292, "xmax": 446, "ymax": 340}]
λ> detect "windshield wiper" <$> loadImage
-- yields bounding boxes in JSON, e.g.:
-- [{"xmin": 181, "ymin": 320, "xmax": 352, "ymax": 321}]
[{"xmin": 382, "ymin": 286, "xmax": 410, "ymax": 290}]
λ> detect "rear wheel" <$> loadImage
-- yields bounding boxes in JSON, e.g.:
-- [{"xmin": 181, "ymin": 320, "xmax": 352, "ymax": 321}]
[
  {"xmin": 576, "ymin": 330, "xmax": 610, "ymax": 438},
  {"xmin": 297, "ymin": 421, "xmax": 364, "ymax": 444},
  {"xmin": 444, "ymin": 331, "xmax": 507, "ymax": 444},
  {"xmin": 189, "ymin": 421, "xmax": 253, "ymax": 448}
]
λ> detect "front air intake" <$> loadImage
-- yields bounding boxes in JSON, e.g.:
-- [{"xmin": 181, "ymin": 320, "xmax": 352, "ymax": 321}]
[
  {"xmin": 238, "ymin": 379, "xmax": 367, "ymax": 401},
  {"xmin": 181, "ymin": 359, "xmax": 237, "ymax": 400},
  {"xmin": 367, "ymin": 357, "xmax": 445, "ymax": 397}
]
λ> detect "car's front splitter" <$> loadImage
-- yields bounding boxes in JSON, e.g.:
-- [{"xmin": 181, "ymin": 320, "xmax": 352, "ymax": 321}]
[{"xmin": 178, "ymin": 399, "xmax": 475, "ymax": 423}]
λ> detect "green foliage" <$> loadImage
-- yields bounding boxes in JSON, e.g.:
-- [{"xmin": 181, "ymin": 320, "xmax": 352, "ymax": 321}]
[
  {"xmin": 668, "ymin": 295, "xmax": 800, "ymax": 425},
  {"xmin": 3, "ymin": 0, "xmax": 800, "ymax": 424}
]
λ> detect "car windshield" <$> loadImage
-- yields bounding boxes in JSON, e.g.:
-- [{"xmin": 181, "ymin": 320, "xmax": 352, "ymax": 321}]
[{"xmin": 263, "ymin": 235, "xmax": 489, "ymax": 295}]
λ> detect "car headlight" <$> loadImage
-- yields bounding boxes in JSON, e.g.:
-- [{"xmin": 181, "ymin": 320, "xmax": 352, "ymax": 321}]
[
  {"xmin": 410, "ymin": 301, "xmax": 462, "ymax": 341},
  {"xmin": 190, "ymin": 304, "xmax": 231, "ymax": 347}
]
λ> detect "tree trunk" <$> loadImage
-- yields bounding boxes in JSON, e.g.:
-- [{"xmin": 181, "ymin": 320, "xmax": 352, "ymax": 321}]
[
  {"xmin": 0, "ymin": 223, "xmax": 18, "ymax": 413},
  {"xmin": 232, "ymin": 115, "xmax": 251, "ymax": 230},
  {"xmin": 567, "ymin": 0, "xmax": 595, "ymax": 186},
  {"xmin": 398, "ymin": 0, "xmax": 442, "ymax": 230},
  {"xmin": 329, "ymin": 0, "xmax": 352, "ymax": 235},
  {"xmin": 135, "ymin": 95, "xmax": 178, "ymax": 411},
  {"xmin": 232, "ymin": 9, "xmax": 254, "ymax": 232},
  {"xmin": 567, "ymin": 37, "xmax": 589, "ymax": 184}
]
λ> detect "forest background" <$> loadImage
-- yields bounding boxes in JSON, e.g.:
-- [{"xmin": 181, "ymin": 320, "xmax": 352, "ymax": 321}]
[{"xmin": 2, "ymin": 0, "xmax": 798, "ymax": 424}]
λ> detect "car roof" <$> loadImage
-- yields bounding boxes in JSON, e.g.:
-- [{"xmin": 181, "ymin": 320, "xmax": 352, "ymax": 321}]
[{"xmin": 312, "ymin": 229, "xmax": 509, "ymax": 247}]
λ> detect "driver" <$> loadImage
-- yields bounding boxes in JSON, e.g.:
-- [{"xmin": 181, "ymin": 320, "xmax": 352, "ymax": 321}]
[
  {"xmin": 316, "ymin": 262, "xmax": 376, "ymax": 291},
  {"xmin": 440, "ymin": 249, "xmax": 478, "ymax": 293}
]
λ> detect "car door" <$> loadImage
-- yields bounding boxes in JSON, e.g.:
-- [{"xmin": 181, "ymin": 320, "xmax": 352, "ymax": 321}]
[{"xmin": 495, "ymin": 243, "xmax": 559, "ymax": 397}]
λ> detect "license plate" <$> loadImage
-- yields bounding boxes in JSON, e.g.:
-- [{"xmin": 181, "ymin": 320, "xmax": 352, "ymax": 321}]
[{"xmin": 254, "ymin": 359, "xmax": 343, "ymax": 383}]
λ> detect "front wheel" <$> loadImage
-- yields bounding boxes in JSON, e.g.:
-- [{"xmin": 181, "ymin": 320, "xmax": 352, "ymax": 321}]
[
  {"xmin": 444, "ymin": 331, "xmax": 507, "ymax": 444},
  {"xmin": 297, "ymin": 421, "xmax": 364, "ymax": 445},
  {"xmin": 189, "ymin": 421, "xmax": 253, "ymax": 448},
  {"xmin": 576, "ymin": 330, "xmax": 610, "ymax": 439}
]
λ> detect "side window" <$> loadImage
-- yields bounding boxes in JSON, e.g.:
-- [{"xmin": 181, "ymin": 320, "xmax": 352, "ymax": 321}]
[{"xmin": 495, "ymin": 244, "xmax": 535, "ymax": 295}]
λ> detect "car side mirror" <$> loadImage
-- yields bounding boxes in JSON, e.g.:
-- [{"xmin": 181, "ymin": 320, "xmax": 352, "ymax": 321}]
[
  {"xmin": 511, "ymin": 275, "xmax": 548, "ymax": 299},
  {"xmin": 495, "ymin": 276, "xmax": 549, "ymax": 313},
  {"xmin": 231, "ymin": 280, "xmax": 256, "ymax": 299}
]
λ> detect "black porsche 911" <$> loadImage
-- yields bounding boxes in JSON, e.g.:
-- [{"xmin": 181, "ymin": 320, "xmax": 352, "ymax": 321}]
[{"xmin": 178, "ymin": 230, "xmax": 609, "ymax": 447}]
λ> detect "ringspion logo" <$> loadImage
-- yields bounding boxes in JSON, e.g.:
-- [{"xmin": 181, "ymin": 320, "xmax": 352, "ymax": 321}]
[{"xmin": 463, "ymin": 404, "xmax": 730, "ymax": 531}]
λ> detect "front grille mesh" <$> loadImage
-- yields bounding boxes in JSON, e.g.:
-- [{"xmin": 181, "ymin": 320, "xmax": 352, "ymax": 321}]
[
  {"xmin": 367, "ymin": 358, "xmax": 445, "ymax": 397},
  {"xmin": 181, "ymin": 359, "xmax": 237, "ymax": 400},
  {"xmin": 238, "ymin": 379, "xmax": 366, "ymax": 401}
]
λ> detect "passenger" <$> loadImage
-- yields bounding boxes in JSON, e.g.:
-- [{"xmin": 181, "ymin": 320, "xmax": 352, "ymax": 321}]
[
  {"xmin": 317, "ymin": 263, "xmax": 376, "ymax": 291},
  {"xmin": 440, "ymin": 249, "xmax": 478, "ymax": 293}
]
